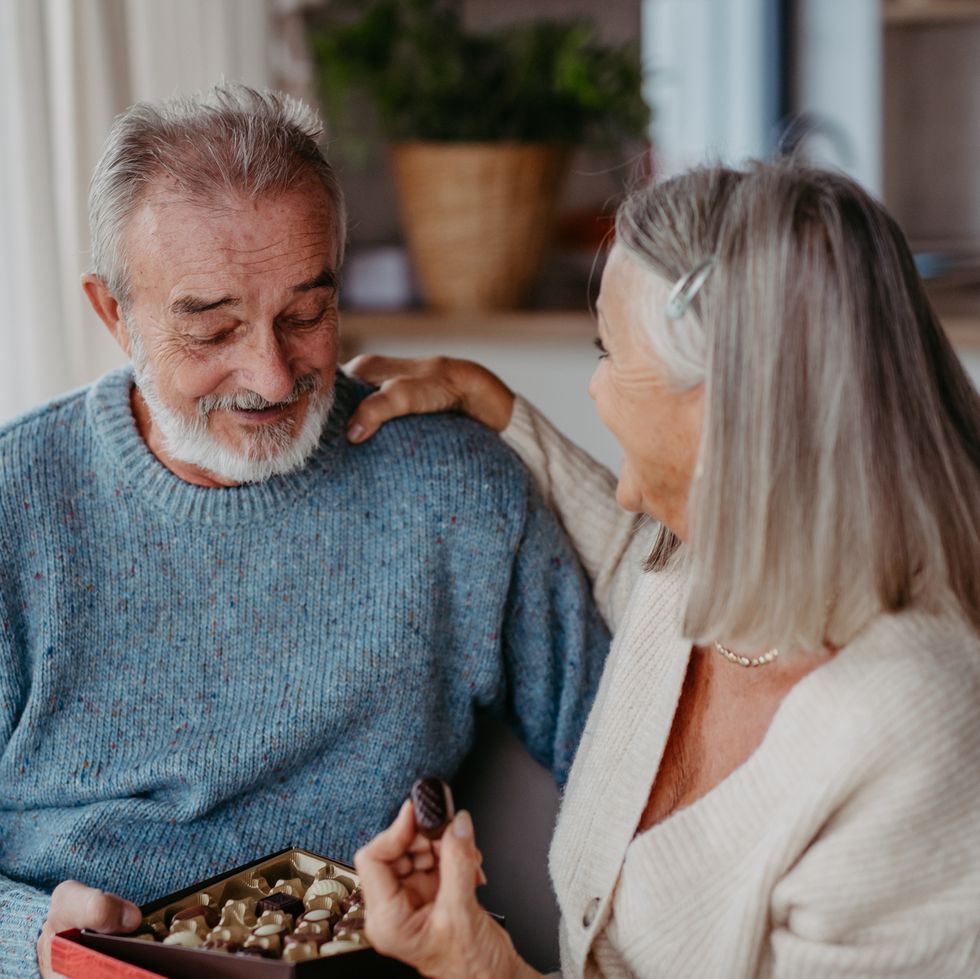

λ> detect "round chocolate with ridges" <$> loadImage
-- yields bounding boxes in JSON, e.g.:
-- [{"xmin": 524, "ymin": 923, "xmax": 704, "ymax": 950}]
[{"xmin": 410, "ymin": 776, "xmax": 455, "ymax": 840}]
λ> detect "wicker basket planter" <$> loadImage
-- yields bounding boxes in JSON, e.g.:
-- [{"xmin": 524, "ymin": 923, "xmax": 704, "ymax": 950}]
[{"xmin": 390, "ymin": 142, "xmax": 570, "ymax": 311}]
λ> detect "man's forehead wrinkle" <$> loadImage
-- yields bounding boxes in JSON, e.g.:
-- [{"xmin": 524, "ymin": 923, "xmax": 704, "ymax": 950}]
[{"xmin": 163, "ymin": 248, "xmax": 337, "ymax": 309}]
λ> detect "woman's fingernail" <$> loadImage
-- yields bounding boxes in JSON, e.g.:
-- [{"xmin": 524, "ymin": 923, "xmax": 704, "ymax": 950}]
[
  {"xmin": 453, "ymin": 810, "xmax": 473, "ymax": 839},
  {"xmin": 347, "ymin": 424, "xmax": 365, "ymax": 443},
  {"xmin": 123, "ymin": 905, "xmax": 142, "ymax": 930}
]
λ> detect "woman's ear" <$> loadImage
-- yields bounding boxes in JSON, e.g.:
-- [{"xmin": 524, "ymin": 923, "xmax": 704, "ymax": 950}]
[{"xmin": 81, "ymin": 274, "xmax": 132, "ymax": 356}]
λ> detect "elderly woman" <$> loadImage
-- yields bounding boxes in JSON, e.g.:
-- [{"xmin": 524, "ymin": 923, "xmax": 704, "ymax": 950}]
[{"xmin": 349, "ymin": 162, "xmax": 980, "ymax": 978}]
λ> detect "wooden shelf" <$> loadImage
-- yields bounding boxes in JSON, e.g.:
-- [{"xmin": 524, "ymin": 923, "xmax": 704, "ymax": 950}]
[
  {"xmin": 339, "ymin": 309, "xmax": 594, "ymax": 354},
  {"xmin": 884, "ymin": 0, "xmax": 980, "ymax": 25},
  {"xmin": 340, "ymin": 302, "xmax": 980, "ymax": 353}
]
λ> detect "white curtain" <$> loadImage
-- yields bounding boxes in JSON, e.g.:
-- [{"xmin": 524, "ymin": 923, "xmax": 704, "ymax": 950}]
[{"xmin": 0, "ymin": 0, "xmax": 277, "ymax": 423}]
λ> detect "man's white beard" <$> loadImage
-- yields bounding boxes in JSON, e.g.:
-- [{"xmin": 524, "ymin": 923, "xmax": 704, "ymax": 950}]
[{"xmin": 129, "ymin": 331, "xmax": 334, "ymax": 484}]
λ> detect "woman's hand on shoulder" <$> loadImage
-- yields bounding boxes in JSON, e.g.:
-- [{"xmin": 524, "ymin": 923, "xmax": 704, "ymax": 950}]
[{"xmin": 343, "ymin": 355, "xmax": 515, "ymax": 443}]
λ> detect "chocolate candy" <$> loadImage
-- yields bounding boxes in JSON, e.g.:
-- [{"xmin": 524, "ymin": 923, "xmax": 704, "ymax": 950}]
[
  {"xmin": 304, "ymin": 878, "xmax": 349, "ymax": 906},
  {"xmin": 332, "ymin": 918, "xmax": 366, "ymax": 942},
  {"xmin": 342, "ymin": 886, "xmax": 364, "ymax": 912},
  {"xmin": 162, "ymin": 930, "xmax": 204, "ymax": 948},
  {"xmin": 206, "ymin": 924, "xmax": 249, "ymax": 945},
  {"xmin": 202, "ymin": 938, "xmax": 242, "ymax": 954},
  {"xmin": 271, "ymin": 877, "xmax": 305, "ymax": 898},
  {"xmin": 236, "ymin": 945, "xmax": 275, "ymax": 958},
  {"xmin": 410, "ymin": 776, "xmax": 455, "ymax": 839},
  {"xmin": 319, "ymin": 939, "xmax": 365, "ymax": 957},
  {"xmin": 256, "ymin": 891, "xmax": 304, "ymax": 923},
  {"xmin": 283, "ymin": 938, "xmax": 319, "ymax": 962},
  {"xmin": 246, "ymin": 922, "xmax": 287, "ymax": 955},
  {"xmin": 171, "ymin": 905, "xmax": 220, "ymax": 929}
]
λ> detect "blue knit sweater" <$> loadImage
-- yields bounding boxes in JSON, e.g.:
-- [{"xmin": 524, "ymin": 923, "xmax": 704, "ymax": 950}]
[{"xmin": 0, "ymin": 368, "xmax": 609, "ymax": 975}]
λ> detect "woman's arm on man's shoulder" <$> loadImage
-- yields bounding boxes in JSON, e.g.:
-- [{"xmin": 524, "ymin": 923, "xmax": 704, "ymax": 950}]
[{"xmin": 343, "ymin": 355, "xmax": 649, "ymax": 630}]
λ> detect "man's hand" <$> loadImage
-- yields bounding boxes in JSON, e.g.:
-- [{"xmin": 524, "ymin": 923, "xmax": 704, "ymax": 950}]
[
  {"xmin": 343, "ymin": 355, "xmax": 515, "ymax": 443},
  {"xmin": 38, "ymin": 880, "xmax": 142, "ymax": 978}
]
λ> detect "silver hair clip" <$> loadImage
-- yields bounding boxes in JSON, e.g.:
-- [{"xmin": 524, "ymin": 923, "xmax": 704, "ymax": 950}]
[{"xmin": 665, "ymin": 257, "xmax": 716, "ymax": 320}]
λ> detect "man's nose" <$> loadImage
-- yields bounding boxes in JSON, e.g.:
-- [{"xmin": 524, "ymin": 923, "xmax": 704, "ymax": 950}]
[{"xmin": 237, "ymin": 325, "xmax": 295, "ymax": 403}]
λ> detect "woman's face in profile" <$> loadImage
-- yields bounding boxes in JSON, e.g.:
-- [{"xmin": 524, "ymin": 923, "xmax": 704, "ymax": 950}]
[{"xmin": 590, "ymin": 246, "xmax": 704, "ymax": 539}]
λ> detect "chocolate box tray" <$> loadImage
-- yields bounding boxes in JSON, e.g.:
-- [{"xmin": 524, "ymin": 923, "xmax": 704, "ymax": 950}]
[{"xmin": 63, "ymin": 847, "xmax": 421, "ymax": 978}]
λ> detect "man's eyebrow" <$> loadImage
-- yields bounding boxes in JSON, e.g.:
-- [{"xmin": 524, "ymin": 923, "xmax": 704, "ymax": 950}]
[
  {"xmin": 168, "ymin": 267, "xmax": 338, "ymax": 318},
  {"xmin": 293, "ymin": 267, "xmax": 339, "ymax": 293},
  {"xmin": 169, "ymin": 295, "xmax": 238, "ymax": 317}
]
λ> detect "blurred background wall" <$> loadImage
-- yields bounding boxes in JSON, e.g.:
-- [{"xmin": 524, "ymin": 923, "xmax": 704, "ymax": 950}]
[{"xmin": 2, "ymin": 0, "xmax": 978, "ymax": 452}]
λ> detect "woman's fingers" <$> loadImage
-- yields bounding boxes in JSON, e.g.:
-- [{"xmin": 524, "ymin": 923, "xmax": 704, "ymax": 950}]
[
  {"xmin": 342, "ymin": 354, "xmax": 515, "ymax": 441},
  {"xmin": 354, "ymin": 800, "xmax": 417, "ymax": 904},
  {"xmin": 347, "ymin": 376, "xmax": 461, "ymax": 443},
  {"xmin": 343, "ymin": 354, "xmax": 421, "ymax": 385},
  {"xmin": 433, "ymin": 811, "xmax": 483, "ymax": 913}
]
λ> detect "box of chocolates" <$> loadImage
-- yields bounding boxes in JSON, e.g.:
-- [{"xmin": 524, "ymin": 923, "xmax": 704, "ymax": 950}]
[{"xmin": 52, "ymin": 847, "xmax": 421, "ymax": 978}]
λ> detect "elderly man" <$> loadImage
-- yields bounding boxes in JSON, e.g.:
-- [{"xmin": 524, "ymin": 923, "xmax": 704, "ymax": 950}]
[{"xmin": 0, "ymin": 85, "xmax": 609, "ymax": 976}]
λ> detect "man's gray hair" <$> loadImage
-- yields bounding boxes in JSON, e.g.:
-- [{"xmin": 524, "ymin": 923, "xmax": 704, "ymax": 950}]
[
  {"xmin": 89, "ymin": 83, "xmax": 347, "ymax": 305},
  {"xmin": 616, "ymin": 161, "xmax": 980, "ymax": 651}
]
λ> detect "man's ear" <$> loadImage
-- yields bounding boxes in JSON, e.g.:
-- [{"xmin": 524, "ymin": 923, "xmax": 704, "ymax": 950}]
[{"xmin": 82, "ymin": 274, "xmax": 132, "ymax": 357}]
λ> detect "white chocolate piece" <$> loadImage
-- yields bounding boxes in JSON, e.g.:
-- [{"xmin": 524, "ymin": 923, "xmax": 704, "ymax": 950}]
[
  {"xmin": 318, "ymin": 939, "xmax": 364, "ymax": 957},
  {"xmin": 304, "ymin": 878, "xmax": 349, "ymax": 906},
  {"xmin": 283, "ymin": 940, "xmax": 319, "ymax": 962},
  {"xmin": 246, "ymin": 923, "xmax": 285, "ymax": 955},
  {"xmin": 306, "ymin": 894, "xmax": 343, "ymax": 915},
  {"xmin": 169, "ymin": 917, "xmax": 210, "ymax": 936},
  {"xmin": 256, "ymin": 910, "xmax": 290, "ymax": 929},
  {"xmin": 162, "ymin": 930, "xmax": 204, "ymax": 948},
  {"xmin": 206, "ymin": 924, "xmax": 249, "ymax": 945},
  {"xmin": 220, "ymin": 899, "xmax": 256, "ymax": 927},
  {"xmin": 272, "ymin": 877, "xmax": 304, "ymax": 898}
]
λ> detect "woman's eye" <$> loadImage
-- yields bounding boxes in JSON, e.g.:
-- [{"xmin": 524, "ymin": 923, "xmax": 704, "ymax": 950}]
[{"xmin": 593, "ymin": 337, "xmax": 609, "ymax": 359}]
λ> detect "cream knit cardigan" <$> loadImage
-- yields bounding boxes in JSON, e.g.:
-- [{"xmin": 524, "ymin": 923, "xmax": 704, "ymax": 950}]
[{"xmin": 502, "ymin": 397, "xmax": 980, "ymax": 979}]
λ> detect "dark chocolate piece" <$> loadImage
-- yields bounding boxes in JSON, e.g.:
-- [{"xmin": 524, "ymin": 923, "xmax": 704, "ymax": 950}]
[
  {"xmin": 256, "ymin": 891, "xmax": 304, "ymax": 922},
  {"xmin": 410, "ymin": 776, "xmax": 455, "ymax": 839}
]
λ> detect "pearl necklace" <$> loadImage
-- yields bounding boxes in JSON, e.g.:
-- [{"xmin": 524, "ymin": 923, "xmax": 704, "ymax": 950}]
[{"xmin": 712, "ymin": 640, "xmax": 780, "ymax": 668}]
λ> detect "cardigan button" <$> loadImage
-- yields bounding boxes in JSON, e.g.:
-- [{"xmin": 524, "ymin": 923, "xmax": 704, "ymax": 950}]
[{"xmin": 582, "ymin": 896, "xmax": 601, "ymax": 928}]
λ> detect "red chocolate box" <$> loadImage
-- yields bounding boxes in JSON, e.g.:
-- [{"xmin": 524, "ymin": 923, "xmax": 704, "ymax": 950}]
[{"xmin": 52, "ymin": 847, "xmax": 421, "ymax": 978}]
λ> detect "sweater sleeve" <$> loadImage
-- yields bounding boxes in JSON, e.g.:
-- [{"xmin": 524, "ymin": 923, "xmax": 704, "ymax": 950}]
[
  {"xmin": 497, "ymin": 474, "xmax": 612, "ymax": 789},
  {"xmin": 0, "ymin": 880, "xmax": 47, "ymax": 978},
  {"xmin": 0, "ymin": 629, "xmax": 47, "ymax": 977},
  {"xmin": 500, "ymin": 396, "xmax": 651, "ymax": 630}
]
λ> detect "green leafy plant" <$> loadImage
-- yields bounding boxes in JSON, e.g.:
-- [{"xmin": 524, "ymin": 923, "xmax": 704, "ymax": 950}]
[{"xmin": 308, "ymin": 0, "xmax": 650, "ymax": 145}]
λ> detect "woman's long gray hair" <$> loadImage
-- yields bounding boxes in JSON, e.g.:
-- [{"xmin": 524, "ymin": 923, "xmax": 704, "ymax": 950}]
[{"xmin": 616, "ymin": 161, "xmax": 980, "ymax": 651}]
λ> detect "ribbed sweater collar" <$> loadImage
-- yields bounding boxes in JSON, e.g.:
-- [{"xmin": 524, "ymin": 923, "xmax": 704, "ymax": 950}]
[{"xmin": 86, "ymin": 366, "xmax": 356, "ymax": 524}]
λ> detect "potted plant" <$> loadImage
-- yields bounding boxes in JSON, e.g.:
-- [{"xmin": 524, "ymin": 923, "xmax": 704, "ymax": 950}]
[{"xmin": 308, "ymin": 0, "xmax": 649, "ymax": 311}]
